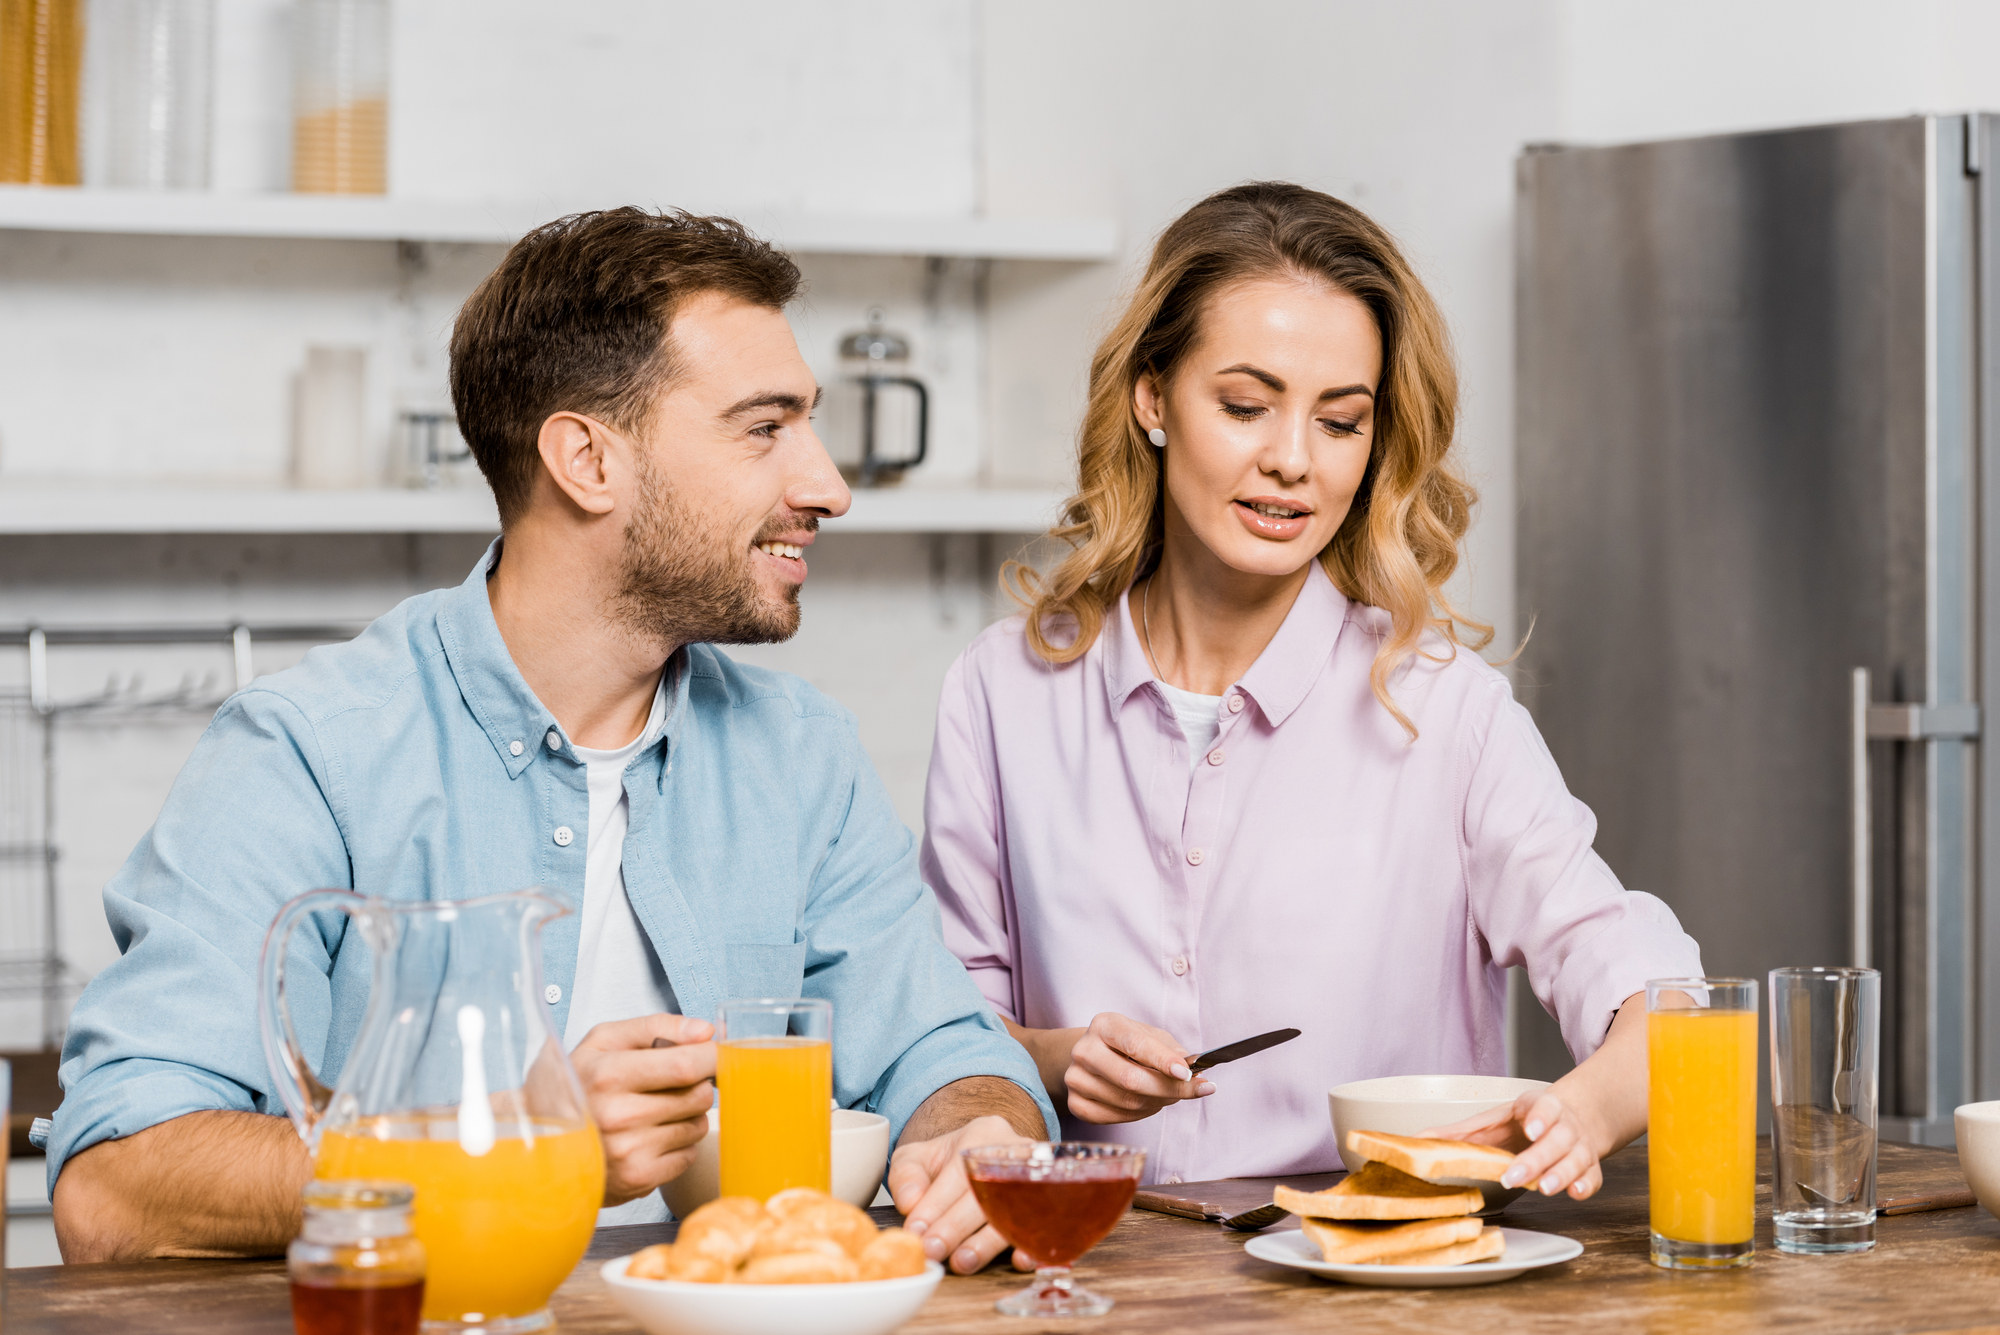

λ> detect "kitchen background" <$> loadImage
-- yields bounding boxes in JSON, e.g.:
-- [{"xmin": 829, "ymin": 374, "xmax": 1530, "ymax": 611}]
[{"xmin": 5, "ymin": 0, "xmax": 2000, "ymax": 1263}]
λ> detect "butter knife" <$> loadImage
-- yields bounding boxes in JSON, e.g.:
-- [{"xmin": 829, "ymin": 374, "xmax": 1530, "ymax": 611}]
[{"xmin": 1188, "ymin": 1028, "xmax": 1301, "ymax": 1074}]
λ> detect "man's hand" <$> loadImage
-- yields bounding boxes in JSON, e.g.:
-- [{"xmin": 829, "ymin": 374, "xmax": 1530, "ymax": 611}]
[
  {"xmin": 1062, "ymin": 1013, "xmax": 1212, "ymax": 1123},
  {"xmin": 887, "ymin": 1075, "xmax": 1047, "ymax": 1275},
  {"xmin": 568, "ymin": 1012, "xmax": 716, "ymax": 1206},
  {"xmin": 888, "ymin": 1113, "xmax": 1030, "ymax": 1274}
]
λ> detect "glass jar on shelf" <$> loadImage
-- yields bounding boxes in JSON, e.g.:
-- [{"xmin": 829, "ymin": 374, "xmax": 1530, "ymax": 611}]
[
  {"xmin": 288, "ymin": 1179, "xmax": 426, "ymax": 1335},
  {"xmin": 1, "ymin": 0, "xmax": 85, "ymax": 185},
  {"xmin": 83, "ymin": 0, "xmax": 215, "ymax": 190},
  {"xmin": 292, "ymin": 0, "xmax": 388, "ymax": 194}
]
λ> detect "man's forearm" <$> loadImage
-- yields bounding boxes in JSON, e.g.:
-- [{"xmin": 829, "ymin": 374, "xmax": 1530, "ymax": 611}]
[
  {"xmin": 53, "ymin": 1109, "xmax": 312, "ymax": 1262},
  {"xmin": 898, "ymin": 1075, "xmax": 1047, "ymax": 1147}
]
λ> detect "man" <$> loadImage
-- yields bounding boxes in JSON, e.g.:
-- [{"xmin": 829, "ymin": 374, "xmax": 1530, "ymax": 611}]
[{"xmin": 46, "ymin": 208, "xmax": 1053, "ymax": 1275}]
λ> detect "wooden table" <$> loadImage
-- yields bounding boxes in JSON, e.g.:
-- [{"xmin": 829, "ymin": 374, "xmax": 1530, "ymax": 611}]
[{"xmin": 9, "ymin": 1141, "xmax": 2000, "ymax": 1333}]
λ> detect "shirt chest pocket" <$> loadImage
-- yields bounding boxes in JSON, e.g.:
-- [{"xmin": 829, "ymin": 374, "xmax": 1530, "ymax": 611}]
[{"xmin": 723, "ymin": 940, "xmax": 809, "ymax": 1001}]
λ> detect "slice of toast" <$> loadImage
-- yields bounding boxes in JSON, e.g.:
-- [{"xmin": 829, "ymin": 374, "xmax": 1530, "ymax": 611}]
[
  {"xmin": 1368, "ymin": 1226, "xmax": 1507, "ymax": 1267},
  {"xmin": 1274, "ymin": 1163, "xmax": 1482, "ymax": 1221},
  {"xmin": 1344, "ymin": 1129, "xmax": 1518, "ymax": 1184},
  {"xmin": 1299, "ymin": 1215, "xmax": 1485, "ymax": 1264}
]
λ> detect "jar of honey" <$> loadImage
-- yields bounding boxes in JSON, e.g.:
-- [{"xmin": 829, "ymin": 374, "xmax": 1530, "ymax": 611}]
[{"xmin": 288, "ymin": 1180, "xmax": 426, "ymax": 1335}]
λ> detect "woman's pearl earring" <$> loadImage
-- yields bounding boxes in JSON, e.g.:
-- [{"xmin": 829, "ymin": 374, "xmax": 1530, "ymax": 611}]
[{"xmin": 1147, "ymin": 428, "xmax": 1166, "ymax": 449}]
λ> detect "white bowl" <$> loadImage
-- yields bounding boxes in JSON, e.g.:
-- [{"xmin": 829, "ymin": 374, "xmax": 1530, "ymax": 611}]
[
  {"xmin": 1328, "ymin": 1074, "xmax": 1550, "ymax": 1214},
  {"xmin": 1954, "ymin": 1101, "xmax": 2000, "ymax": 1218},
  {"xmin": 659, "ymin": 1107, "xmax": 892, "ymax": 1219},
  {"xmin": 602, "ymin": 1255, "xmax": 944, "ymax": 1335}
]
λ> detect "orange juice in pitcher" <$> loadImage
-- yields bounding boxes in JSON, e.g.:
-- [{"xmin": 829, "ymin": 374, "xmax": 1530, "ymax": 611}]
[
  {"xmin": 260, "ymin": 890, "xmax": 606, "ymax": 1332},
  {"xmin": 316, "ymin": 1116, "xmax": 603, "ymax": 1322}
]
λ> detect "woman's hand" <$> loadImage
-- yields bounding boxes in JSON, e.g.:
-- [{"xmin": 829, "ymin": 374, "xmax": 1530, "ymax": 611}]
[
  {"xmin": 1420, "ymin": 990, "xmax": 1650, "ymax": 1202},
  {"xmin": 1063, "ymin": 1012, "xmax": 1214, "ymax": 1123},
  {"xmin": 1421, "ymin": 1088, "xmax": 1611, "ymax": 1200},
  {"xmin": 1002, "ymin": 1013, "xmax": 1212, "ymax": 1124}
]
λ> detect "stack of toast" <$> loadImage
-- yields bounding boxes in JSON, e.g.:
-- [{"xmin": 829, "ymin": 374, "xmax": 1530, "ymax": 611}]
[{"xmin": 1273, "ymin": 1130, "xmax": 1518, "ymax": 1266}]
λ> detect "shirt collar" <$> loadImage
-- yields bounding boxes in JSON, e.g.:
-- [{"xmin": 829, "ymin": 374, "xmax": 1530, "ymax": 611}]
[
  {"xmin": 1102, "ymin": 558, "xmax": 1351, "ymax": 728},
  {"xmin": 1234, "ymin": 561, "xmax": 1350, "ymax": 727},
  {"xmin": 435, "ymin": 538, "xmax": 694, "ymax": 778}
]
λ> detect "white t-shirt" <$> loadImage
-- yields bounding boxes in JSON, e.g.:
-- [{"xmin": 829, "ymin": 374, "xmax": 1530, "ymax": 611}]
[
  {"xmin": 562, "ymin": 669, "xmax": 677, "ymax": 1225},
  {"xmin": 1157, "ymin": 680, "xmax": 1226, "ymax": 774}
]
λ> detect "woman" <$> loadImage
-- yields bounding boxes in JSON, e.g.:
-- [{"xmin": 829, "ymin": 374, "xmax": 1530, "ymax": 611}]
[{"xmin": 919, "ymin": 182, "xmax": 1702, "ymax": 1200}]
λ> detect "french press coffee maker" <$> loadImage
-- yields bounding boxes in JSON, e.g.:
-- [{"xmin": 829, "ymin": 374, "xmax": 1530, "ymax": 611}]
[{"xmin": 837, "ymin": 308, "xmax": 929, "ymax": 486}]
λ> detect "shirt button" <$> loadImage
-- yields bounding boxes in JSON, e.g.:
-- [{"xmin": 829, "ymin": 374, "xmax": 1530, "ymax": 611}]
[
  {"xmin": 546, "ymin": 730, "xmax": 562, "ymax": 750},
  {"xmin": 1187, "ymin": 847, "xmax": 1204, "ymax": 866},
  {"xmin": 1207, "ymin": 748, "xmax": 1225, "ymax": 766},
  {"xmin": 553, "ymin": 826, "xmax": 574, "ymax": 847},
  {"xmin": 1171, "ymin": 956, "xmax": 1189, "ymax": 976},
  {"xmin": 509, "ymin": 740, "xmax": 524, "ymax": 756},
  {"xmin": 1227, "ymin": 694, "xmax": 1244, "ymax": 714},
  {"xmin": 544, "ymin": 984, "xmax": 562, "ymax": 1005}
]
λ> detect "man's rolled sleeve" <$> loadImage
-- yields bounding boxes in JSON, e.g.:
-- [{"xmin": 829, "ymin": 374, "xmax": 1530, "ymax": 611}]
[
  {"xmin": 45, "ymin": 1059, "xmax": 260, "ymax": 1197},
  {"xmin": 46, "ymin": 690, "xmax": 352, "ymax": 1192}
]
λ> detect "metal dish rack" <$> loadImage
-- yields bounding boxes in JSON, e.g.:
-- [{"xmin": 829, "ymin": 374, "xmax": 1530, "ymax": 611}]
[{"xmin": 0, "ymin": 623, "xmax": 365, "ymax": 1049}]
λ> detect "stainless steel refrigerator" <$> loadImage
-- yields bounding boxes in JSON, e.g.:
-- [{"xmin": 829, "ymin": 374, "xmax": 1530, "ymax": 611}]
[{"xmin": 1514, "ymin": 115, "xmax": 1997, "ymax": 1145}]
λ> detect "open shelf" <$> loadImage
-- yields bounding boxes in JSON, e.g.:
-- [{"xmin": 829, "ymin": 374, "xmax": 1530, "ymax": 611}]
[
  {"xmin": 0, "ymin": 484, "xmax": 1067, "ymax": 536},
  {"xmin": 0, "ymin": 187, "xmax": 1119, "ymax": 260}
]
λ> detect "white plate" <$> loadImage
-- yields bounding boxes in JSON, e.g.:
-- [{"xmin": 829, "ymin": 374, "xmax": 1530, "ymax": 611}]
[{"xmin": 1245, "ymin": 1226, "xmax": 1583, "ymax": 1288}]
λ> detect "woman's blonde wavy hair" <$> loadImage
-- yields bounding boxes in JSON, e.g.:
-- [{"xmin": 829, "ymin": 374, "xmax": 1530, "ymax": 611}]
[{"xmin": 1006, "ymin": 181, "xmax": 1490, "ymax": 737}]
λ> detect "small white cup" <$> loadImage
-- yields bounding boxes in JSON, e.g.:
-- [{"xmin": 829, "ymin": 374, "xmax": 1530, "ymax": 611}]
[
  {"xmin": 1954, "ymin": 1101, "xmax": 2000, "ymax": 1219},
  {"xmin": 659, "ymin": 1106, "xmax": 892, "ymax": 1220}
]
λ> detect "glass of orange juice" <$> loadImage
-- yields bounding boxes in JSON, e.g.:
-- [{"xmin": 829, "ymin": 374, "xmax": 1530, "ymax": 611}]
[
  {"xmin": 718, "ymin": 997, "xmax": 833, "ymax": 1200},
  {"xmin": 1648, "ymin": 977, "xmax": 1759, "ymax": 1270}
]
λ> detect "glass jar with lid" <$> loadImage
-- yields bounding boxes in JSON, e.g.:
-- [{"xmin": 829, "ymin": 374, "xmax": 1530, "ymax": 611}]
[{"xmin": 288, "ymin": 1179, "xmax": 426, "ymax": 1335}]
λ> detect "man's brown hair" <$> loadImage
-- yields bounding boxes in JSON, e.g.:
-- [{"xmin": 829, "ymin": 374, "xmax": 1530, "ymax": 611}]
[{"xmin": 449, "ymin": 207, "xmax": 802, "ymax": 523}]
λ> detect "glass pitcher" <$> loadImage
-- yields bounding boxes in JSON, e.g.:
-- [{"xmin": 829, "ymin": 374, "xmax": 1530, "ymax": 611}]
[{"xmin": 259, "ymin": 889, "xmax": 605, "ymax": 1334}]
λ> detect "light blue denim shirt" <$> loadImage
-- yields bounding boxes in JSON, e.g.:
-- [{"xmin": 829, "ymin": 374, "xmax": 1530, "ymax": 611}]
[{"xmin": 46, "ymin": 542, "xmax": 1056, "ymax": 1191}]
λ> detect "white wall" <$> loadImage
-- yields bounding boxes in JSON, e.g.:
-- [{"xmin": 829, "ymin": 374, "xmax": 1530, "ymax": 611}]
[
  {"xmin": 1558, "ymin": 0, "xmax": 2000, "ymax": 145},
  {"xmin": 979, "ymin": 0, "xmax": 1568, "ymax": 652}
]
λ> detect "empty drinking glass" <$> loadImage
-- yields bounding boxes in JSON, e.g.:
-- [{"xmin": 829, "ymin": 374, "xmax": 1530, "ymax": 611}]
[{"xmin": 1770, "ymin": 967, "xmax": 1879, "ymax": 1253}]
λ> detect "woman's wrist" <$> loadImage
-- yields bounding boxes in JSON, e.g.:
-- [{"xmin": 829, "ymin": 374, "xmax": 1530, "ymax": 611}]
[{"xmin": 1001, "ymin": 1018, "xmax": 1086, "ymax": 1109}]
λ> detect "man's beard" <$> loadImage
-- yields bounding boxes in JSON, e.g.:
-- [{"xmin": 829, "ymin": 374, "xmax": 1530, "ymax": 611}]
[{"xmin": 612, "ymin": 455, "xmax": 810, "ymax": 648}]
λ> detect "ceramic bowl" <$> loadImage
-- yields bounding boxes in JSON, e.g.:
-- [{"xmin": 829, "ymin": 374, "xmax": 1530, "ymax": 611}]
[
  {"xmin": 1328, "ymin": 1074, "xmax": 1551, "ymax": 1214},
  {"xmin": 1954, "ymin": 1101, "xmax": 2000, "ymax": 1218},
  {"xmin": 659, "ymin": 1107, "xmax": 892, "ymax": 1219},
  {"xmin": 602, "ymin": 1255, "xmax": 944, "ymax": 1335}
]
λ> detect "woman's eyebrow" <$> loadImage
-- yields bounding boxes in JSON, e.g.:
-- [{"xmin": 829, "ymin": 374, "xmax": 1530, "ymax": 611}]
[
  {"xmin": 1318, "ymin": 384, "xmax": 1374, "ymax": 402},
  {"xmin": 1216, "ymin": 364, "xmax": 1374, "ymax": 403},
  {"xmin": 1217, "ymin": 363, "xmax": 1285, "ymax": 391}
]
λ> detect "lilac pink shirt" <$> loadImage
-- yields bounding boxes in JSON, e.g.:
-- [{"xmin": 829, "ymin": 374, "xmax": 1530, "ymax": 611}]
[{"xmin": 920, "ymin": 562, "xmax": 1702, "ymax": 1184}]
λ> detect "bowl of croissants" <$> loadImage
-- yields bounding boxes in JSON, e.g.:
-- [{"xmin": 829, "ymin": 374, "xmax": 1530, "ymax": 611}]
[{"xmin": 602, "ymin": 1187, "xmax": 943, "ymax": 1335}]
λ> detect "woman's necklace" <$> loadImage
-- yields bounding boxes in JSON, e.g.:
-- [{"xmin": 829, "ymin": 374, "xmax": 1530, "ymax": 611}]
[{"xmin": 1140, "ymin": 577, "xmax": 1167, "ymax": 684}]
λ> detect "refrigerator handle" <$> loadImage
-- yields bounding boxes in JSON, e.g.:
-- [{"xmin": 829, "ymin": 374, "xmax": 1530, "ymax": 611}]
[
  {"xmin": 1851, "ymin": 667, "xmax": 1872, "ymax": 968},
  {"xmin": 1848, "ymin": 667, "xmax": 1983, "ymax": 969}
]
